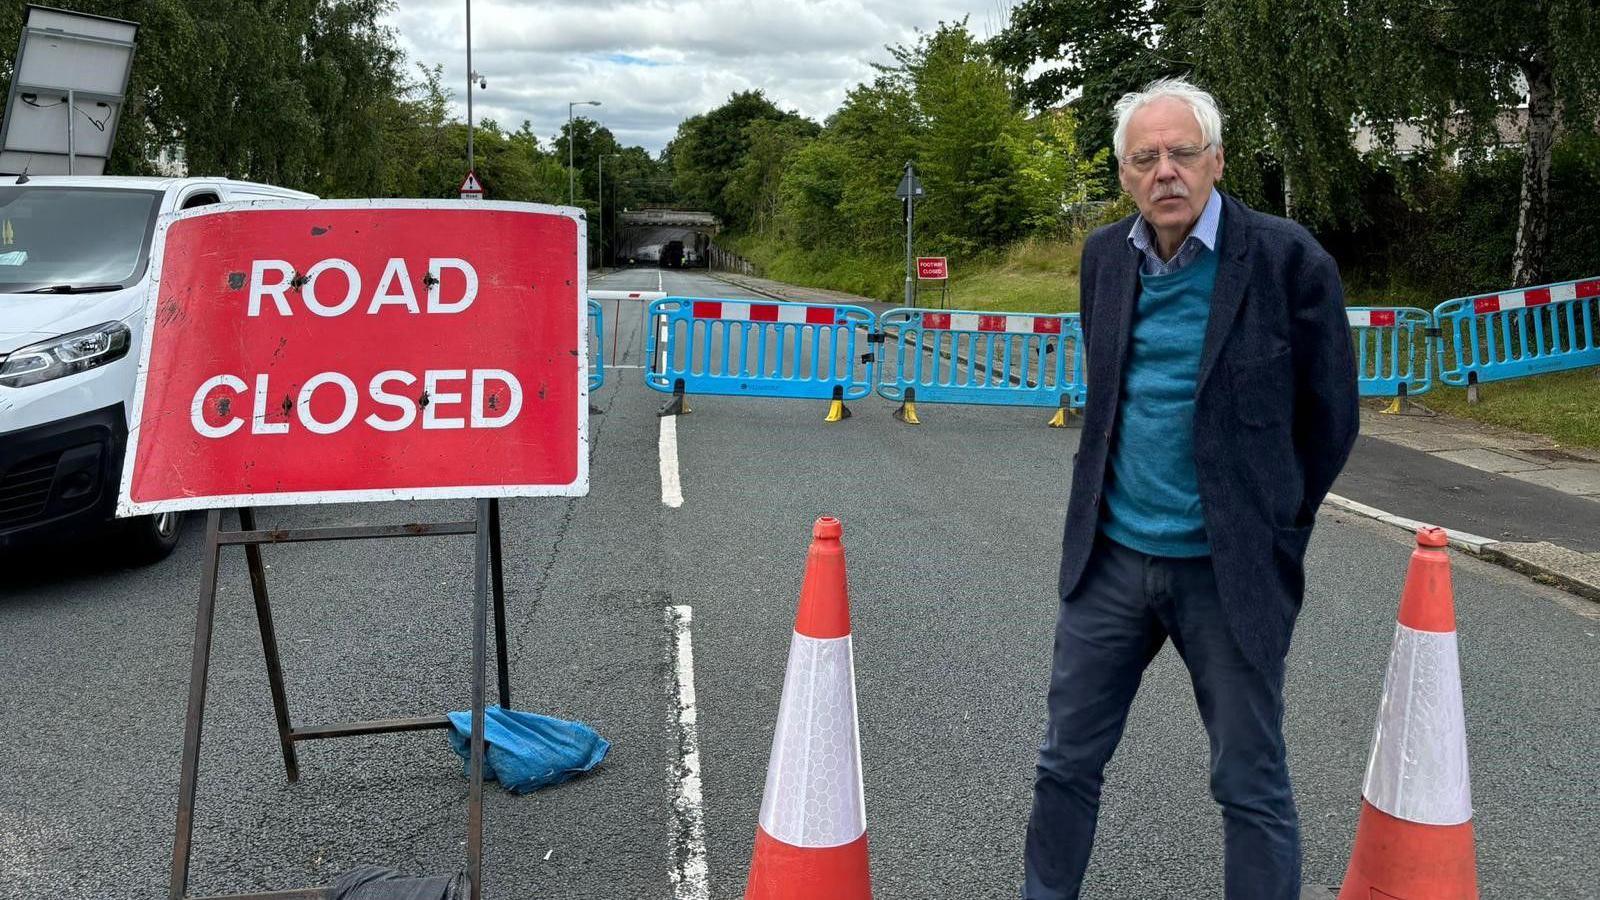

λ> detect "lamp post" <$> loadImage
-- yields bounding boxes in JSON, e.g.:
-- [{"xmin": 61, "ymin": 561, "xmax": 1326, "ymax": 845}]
[
  {"xmin": 568, "ymin": 100, "xmax": 601, "ymax": 205},
  {"xmin": 465, "ymin": 1, "xmax": 488, "ymax": 173}
]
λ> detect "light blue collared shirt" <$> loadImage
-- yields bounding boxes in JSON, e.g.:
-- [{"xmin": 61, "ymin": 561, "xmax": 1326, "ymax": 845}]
[{"xmin": 1127, "ymin": 188, "xmax": 1222, "ymax": 276}]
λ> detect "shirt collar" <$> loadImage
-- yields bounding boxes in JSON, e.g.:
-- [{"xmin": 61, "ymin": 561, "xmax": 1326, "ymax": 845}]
[{"xmin": 1127, "ymin": 187, "xmax": 1223, "ymax": 261}]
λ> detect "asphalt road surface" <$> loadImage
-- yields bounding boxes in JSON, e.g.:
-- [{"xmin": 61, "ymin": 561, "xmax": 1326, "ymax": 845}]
[{"xmin": 2, "ymin": 266, "xmax": 1597, "ymax": 899}]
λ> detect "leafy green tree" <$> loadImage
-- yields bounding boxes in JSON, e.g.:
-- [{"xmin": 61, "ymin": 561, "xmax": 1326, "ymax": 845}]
[
  {"xmin": 669, "ymin": 90, "xmax": 815, "ymax": 226},
  {"xmin": 724, "ymin": 118, "xmax": 819, "ymax": 234},
  {"xmin": 994, "ymin": 0, "xmax": 1600, "ymax": 285},
  {"xmin": 1366, "ymin": 0, "xmax": 1600, "ymax": 284},
  {"xmin": 992, "ymin": 0, "xmax": 1200, "ymax": 181}
]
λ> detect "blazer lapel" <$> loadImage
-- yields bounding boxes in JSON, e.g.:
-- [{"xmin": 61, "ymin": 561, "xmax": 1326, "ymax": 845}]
[
  {"xmin": 1097, "ymin": 221, "xmax": 1141, "ymax": 407},
  {"xmin": 1195, "ymin": 192, "xmax": 1250, "ymax": 394}
]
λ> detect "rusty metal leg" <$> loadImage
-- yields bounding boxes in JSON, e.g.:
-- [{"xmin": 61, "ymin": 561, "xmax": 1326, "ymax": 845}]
[
  {"xmin": 488, "ymin": 498, "xmax": 510, "ymax": 709},
  {"xmin": 467, "ymin": 499, "xmax": 491, "ymax": 900},
  {"xmin": 239, "ymin": 507, "xmax": 301, "ymax": 783},
  {"xmin": 169, "ymin": 509, "xmax": 225, "ymax": 900}
]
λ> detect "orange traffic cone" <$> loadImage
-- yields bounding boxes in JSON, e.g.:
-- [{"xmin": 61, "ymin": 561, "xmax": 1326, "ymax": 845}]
[
  {"xmin": 745, "ymin": 516, "xmax": 872, "ymax": 900},
  {"xmin": 1339, "ymin": 526, "xmax": 1478, "ymax": 899}
]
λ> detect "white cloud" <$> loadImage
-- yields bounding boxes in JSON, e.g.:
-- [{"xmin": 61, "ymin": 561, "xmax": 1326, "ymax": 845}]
[{"xmin": 385, "ymin": 0, "xmax": 1018, "ymax": 154}]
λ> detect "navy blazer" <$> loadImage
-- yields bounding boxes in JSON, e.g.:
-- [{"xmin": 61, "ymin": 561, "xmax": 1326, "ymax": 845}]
[{"xmin": 1058, "ymin": 192, "xmax": 1360, "ymax": 667}]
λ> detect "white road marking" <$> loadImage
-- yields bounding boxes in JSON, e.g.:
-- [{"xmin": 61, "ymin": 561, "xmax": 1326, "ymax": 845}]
[
  {"xmin": 659, "ymin": 414, "xmax": 684, "ymax": 508},
  {"xmin": 657, "ymin": 267, "xmax": 664, "ymax": 292},
  {"xmin": 667, "ymin": 605, "xmax": 710, "ymax": 900}
]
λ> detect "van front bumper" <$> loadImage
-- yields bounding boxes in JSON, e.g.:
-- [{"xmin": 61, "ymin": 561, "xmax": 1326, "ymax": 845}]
[{"xmin": 0, "ymin": 403, "xmax": 126, "ymax": 548}]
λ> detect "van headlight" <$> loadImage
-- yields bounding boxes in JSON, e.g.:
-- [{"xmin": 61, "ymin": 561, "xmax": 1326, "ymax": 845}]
[{"xmin": 0, "ymin": 321, "xmax": 132, "ymax": 388}]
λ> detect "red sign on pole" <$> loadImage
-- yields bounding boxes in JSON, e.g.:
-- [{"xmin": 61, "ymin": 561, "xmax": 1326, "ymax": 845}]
[
  {"xmin": 118, "ymin": 200, "xmax": 588, "ymax": 515},
  {"xmin": 917, "ymin": 256, "xmax": 948, "ymax": 280},
  {"xmin": 459, "ymin": 170, "xmax": 484, "ymax": 200}
]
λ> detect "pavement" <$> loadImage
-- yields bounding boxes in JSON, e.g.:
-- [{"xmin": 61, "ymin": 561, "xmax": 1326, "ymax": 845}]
[{"xmin": 1, "ymin": 266, "xmax": 1597, "ymax": 899}]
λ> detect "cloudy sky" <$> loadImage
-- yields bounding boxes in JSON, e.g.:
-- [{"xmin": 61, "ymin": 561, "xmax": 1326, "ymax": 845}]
[{"xmin": 385, "ymin": 0, "xmax": 1021, "ymax": 156}]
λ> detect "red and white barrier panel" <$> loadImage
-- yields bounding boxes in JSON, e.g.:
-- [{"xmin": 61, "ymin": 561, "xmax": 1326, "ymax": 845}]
[
  {"xmin": 1471, "ymin": 277, "xmax": 1600, "ymax": 313},
  {"xmin": 920, "ymin": 312, "xmax": 1062, "ymax": 334},
  {"xmin": 588, "ymin": 290, "xmax": 666, "ymax": 301},
  {"xmin": 690, "ymin": 300, "xmax": 838, "ymax": 325},
  {"xmin": 1346, "ymin": 310, "xmax": 1398, "ymax": 328}
]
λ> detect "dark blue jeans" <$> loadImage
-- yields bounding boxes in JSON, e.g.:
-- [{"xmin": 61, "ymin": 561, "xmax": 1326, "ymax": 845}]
[{"xmin": 1023, "ymin": 536, "xmax": 1300, "ymax": 899}]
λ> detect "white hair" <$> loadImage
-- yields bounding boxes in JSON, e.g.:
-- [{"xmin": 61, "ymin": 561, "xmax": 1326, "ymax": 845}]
[{"xmin": 1112, "ymin": 77, "xmax": 1224, "ymax": 159}]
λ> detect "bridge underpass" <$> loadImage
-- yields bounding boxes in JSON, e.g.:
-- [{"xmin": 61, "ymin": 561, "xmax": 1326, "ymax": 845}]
[{"xmin": 613, "ymin": 208, "xmax": 719, "ymax": 268}]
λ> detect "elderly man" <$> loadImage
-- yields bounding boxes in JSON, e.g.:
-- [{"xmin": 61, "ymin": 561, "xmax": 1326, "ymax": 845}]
[{"xmin": 1023, "ymin": 78, "xmax": 1359, "ymax": 899}]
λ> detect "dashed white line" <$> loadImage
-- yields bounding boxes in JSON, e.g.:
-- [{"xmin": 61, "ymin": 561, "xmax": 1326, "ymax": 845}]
[
  {"xmin": 658, "ymin": 414, "xmax": 684, "ymax": 508},
  {"xmin": 667, "ymin": 604, "xmax": 709, "ymax": 900}
]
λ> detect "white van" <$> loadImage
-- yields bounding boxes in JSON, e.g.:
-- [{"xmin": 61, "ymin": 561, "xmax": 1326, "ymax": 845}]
[{"xmin": 0, "ymin": 176, "xmax": 316, "ymax": 562}]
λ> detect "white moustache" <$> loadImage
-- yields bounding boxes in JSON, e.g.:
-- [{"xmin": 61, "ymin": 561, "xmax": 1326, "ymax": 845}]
[{"xmin": 1152, "ymin": 184, "xmax": 1190, "ymax": 201}]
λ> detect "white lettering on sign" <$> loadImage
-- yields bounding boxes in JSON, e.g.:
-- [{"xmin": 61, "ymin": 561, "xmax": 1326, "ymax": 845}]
[
  {"xmin": 245, "ymin": 258, "xmax": 478, "ymax": 317},
  {"xmin": 471, "ymin": 369, "xmax": 523, "ymax": 428},
  {"xmin": 302, "ymin": 259, "xmax": 362, "ymax": 317},
  {"xmin": 248, "ymin": 260, "xmax": 295, "ymax": 316},
  {"xmin": 190, "ymin": 374, "xmax": 247, "ymax": 438},
  {"xmin": 369, "ymin": 258, "xmax": 421, "ymax": 314},
  {"xmin": 367, "ymin": 370, "xmax": 418, "ymax": 431},
  {"xmin": 427, "ymin": 259, "xmax": 478, "ymax": 313},
  {"xmin": 423, "ymin": 369, "xmax": 467, "ymax": 430},
  {"xmin": 189, "ymin": 368, "xmax": 523, "ymax": 437},
  {"xmin": 252, "ymin": 374, "xmax": 288, "ymax": 435},
  {"xmin": 297, "ymin": 372, "xmax": 360, "ymax": 433}
]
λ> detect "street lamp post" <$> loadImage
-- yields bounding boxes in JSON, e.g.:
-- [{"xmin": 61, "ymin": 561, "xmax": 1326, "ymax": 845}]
[
  {"xmin": 464, "ymin": 1, "xmax": 488, "ymax": 180},
  {"xmin": 567, "ymin": 99, "xmax": 601, "ymax": 205}
]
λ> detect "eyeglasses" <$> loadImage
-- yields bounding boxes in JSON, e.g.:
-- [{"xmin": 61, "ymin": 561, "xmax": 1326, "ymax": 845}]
[{"xmin": 1121, "ymin": 143, "xmax": 1214, "ymax": 174}]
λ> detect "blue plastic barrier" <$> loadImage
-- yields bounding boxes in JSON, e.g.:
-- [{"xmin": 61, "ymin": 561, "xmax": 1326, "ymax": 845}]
[
  {"xmin": 643, "ymin": 296, "xmax": 876, "ymax": 401},
  {"xmin": 1435, "ymin": 276, "xmax": 1600, "ymax": 386},
  {"xmin": 588, "ymin": 299, "xmax": 604, "ymax": 391},
  {"xmin": 876, "ymin": 308, "xmax": 1086, "ymax": 410},
  {"xmin": 1346, "ymin": 307, "xmax": 1433, "ymax": 397}
]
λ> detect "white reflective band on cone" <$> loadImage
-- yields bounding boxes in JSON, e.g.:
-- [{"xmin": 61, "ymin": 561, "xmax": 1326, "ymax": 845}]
[
  {"xmin": 758, "ymin": 632, "xmax": 867, "ymax": 848},
  {"xmin": 1362, "ymin": 623, "xmax": 1473, "ymax": 825}
]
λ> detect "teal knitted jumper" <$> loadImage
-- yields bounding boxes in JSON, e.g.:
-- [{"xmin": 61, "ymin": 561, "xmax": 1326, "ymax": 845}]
[{"xmin": 1099, "ymin": 242, "xmax": 1220, "ymax": 557}]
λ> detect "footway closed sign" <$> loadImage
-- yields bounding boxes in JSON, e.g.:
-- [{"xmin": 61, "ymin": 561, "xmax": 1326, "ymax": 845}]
[{"xmin": 118, "ymin": 200, "xmax": 588, "ymax": 514}]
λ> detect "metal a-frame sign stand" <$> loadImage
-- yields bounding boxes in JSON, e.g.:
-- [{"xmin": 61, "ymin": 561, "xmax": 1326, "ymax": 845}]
[{"xmin": 168, "ymin": 499, "xmax": 511, "ymax": 900}]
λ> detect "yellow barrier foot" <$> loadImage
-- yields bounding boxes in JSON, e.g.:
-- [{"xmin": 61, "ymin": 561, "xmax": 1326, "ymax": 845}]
[
  {"xmin": 1380, "ymin": 395, "xmax": 1436, "ymax": 417},
  {"xmin": 1048, "ymin": 407, "xmax": 1080, "ymax": 428},
  {"xmin": 825, "ymin": 400, "xmax": 852, "ymax": 423},
  {"xmin": 893, "ymin": 401, "xmax": 921, "ymax": 425}
]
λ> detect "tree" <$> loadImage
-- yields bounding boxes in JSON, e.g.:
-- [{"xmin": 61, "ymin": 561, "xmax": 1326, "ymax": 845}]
[
  {"xmin": 993, "ymin": 0, "xmax": 1600, "ymax": 285},
  {"xmin": 992, "ymin": 0, "xmax": 1200, "ymax": 181},
  {"xmin": 1372, "ymin": 0, "xmax": 1600, "ymax": 284},
  {"xmin": 723, "ymin": 118, "xmax": 819, "ymax": 234},
  {"xmin": 668, "ymin": 90, "xmax": 815, "ymax": 226}
]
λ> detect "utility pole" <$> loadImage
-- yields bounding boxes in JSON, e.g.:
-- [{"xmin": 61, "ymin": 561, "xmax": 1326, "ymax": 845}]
[{"xmin": 465, "ymin": 0, "xmax": 473, "ymax": 172}]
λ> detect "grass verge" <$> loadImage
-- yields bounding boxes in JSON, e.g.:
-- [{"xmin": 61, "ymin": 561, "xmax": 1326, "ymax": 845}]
[{"xmin": 1419, "ymin": 370, "xmax": 1600, "ymax": 450}]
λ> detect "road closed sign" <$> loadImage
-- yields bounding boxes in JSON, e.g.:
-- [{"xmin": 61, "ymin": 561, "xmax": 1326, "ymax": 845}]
[{"xmin": 118, "ymin": 200, "xmax": 588, "ymax": 515}]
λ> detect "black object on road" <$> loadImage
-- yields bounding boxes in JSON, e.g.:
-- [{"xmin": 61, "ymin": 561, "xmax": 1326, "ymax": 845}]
[{"xmin": 331, "ymin": 865, "xmax": 465, "ymax": 900}]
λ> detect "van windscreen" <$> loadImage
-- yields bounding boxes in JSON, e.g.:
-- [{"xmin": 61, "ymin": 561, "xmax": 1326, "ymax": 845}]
[{"xmin": 0, "ymin": 187, "xmax": 163, "ymax": 294}]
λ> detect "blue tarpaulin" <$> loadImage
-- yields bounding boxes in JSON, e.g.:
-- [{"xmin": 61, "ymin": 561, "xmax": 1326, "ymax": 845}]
[{"xmin": 446, "ymin": 705, "xmax": 609, "ymax": 794}]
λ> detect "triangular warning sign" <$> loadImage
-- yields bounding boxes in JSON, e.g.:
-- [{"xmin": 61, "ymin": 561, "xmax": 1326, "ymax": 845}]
[{"xmin": 459, "ymin": 171, "xmax": 484, "ymax": 195}]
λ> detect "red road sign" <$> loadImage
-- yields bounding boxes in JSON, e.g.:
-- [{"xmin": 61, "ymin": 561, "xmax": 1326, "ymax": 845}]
[
  {"xmin": 459, "ymin": 170, "xmax": 484, "ymax": 199},
  {"xmin": 917, "ymin": 256, "xmax": 948, "ymax": 280},
  {"xmin": 118, "ymin": 200, "xmax": 588, "ymax": 514}
]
